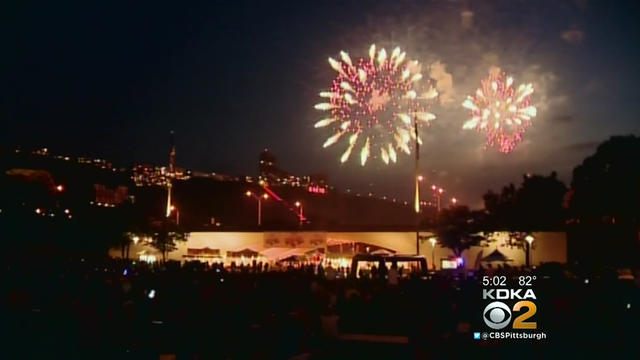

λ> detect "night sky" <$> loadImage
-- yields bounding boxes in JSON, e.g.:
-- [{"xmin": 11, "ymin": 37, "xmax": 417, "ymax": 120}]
[{"xmin": 3, "ymin": 0, "xmax": 640, "ymax": 207}]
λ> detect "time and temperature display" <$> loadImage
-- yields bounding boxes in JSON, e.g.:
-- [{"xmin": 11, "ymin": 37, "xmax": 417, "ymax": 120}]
[{"xmin": 482, "ymin": 275, "xmax": 537, "ymax": 287}]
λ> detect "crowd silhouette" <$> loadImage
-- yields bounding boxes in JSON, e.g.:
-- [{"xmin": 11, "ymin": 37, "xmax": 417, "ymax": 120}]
[{"xmin": 5, "ymin": 256, "xmax": 639, "ymax": 359}]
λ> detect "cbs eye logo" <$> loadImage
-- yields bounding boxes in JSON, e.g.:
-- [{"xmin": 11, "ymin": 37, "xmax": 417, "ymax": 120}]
[{"xmin": 483, "ymin": 301, "xmax": 537, "ymax": 330}]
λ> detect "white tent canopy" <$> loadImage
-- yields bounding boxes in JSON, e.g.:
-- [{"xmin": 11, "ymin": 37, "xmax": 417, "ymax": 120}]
[{"xmin": 260, "ymin": 247, "xmax": 311, "ymax": 261}]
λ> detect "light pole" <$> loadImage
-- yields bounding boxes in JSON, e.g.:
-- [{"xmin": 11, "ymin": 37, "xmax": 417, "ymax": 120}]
[
  {"xmin": 170, "ymin": 205, "xmax": 180, "ymax": 225},
  {"xmin": 524, "ymin": 234, "xmax": 534, "ymax": 267},
  {"xmin": 166, "ymin": 180, "xmax": 172, "ymax": 217},
  {"xmin": 413, "ymin": 115, "xmax": 421, "ymax": 255},
  {"xmin": 294, "ymin": 201, "xmax": 304, "ymax": 226},
  {"xmin": 430, "ymin": 185, "xmax": 444, "ymax": 212},
  {"xmin": 246, "ymin": 191, "xmax": 268, "ymax": 226},
  {"xmin": 429, "ymin": 237, "xmax": 437, "ymax": 270},
  {"xmin": 417, "ymin": 175, "xmax": 426, "ymax": 212}
]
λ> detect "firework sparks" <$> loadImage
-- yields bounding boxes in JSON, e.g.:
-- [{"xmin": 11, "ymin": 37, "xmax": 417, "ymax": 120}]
[
  {"xmin": 462, "ymin": 67, "xmax": 537, "ymax": 153},
  {"xmin": 315, "ymin": 45, "xmax": 437, "ymax": 165}
]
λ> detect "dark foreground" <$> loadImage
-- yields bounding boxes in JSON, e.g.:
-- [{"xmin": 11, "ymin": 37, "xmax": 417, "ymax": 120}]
[{"xmin": 4, "ymin": 257, "xmax": 639, "ymax": 359}]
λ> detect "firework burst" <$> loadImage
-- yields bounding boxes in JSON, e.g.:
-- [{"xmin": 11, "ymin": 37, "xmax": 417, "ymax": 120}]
[
  {"xmin": 315, "ymin": 45, "xmax": 438, "ymax": 166},
  {"xmin": 462, "ymin": 67, "xmax": 537, "ymax": 153}
]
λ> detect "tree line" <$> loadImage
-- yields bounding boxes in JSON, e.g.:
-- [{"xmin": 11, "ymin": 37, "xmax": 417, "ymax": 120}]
[{"xmin": 431, "ymin": 135, "xmax": 640, "ymax": 260}]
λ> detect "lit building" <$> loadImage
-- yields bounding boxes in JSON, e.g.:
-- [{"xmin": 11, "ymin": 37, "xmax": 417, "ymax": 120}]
[
  {"xmin": 190, "ymin": 171, "xmax": 240, "ymax": 182},
  {"xmin": 94, "ymin": 184, "xmax": 130, "ymax": 206},
  {"xmin": 258, "ymin": 149, "xmax": 329, "ymax": 192},
  {"xmin": 131, "ymin": 164, "xmax": 190, "ymax": 186}
]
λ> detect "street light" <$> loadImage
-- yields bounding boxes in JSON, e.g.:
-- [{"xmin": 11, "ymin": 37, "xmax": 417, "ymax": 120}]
[
  {"xmin": 246, "ymin": 191, "xmax": 268, "ymax": 226},
  {"xmin": 294, "ymin": 201, "xmax": 304, "ymax": 226},
  {"xmin": 451, "ymin": 197, "xmax": 457, "ymax": 206},
  {"xmin": 415, "ymin": 175, "xmax": 426, "ymax": 213},
  {"xmin": 428, "ymin": 237, "xmax": 437, "ymax": 270},
  {"xmin": 436, "ymin": 187, "xmax": 444, "ymax": 212},
  {"xmin": 524, "ymin": 234, "xmax": 535, "ymax": 267},
  {"xmin": 413, "ymin": 115, "xmax": 421, "ymax": 255},
  {"xmin": 169, "ymin": 205, "xmax": 180, "ymax": 225}
]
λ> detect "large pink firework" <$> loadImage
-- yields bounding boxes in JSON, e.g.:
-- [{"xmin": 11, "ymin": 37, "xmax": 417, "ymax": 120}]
[
  {"xmin": 315, "ymin": 45, "xmax": 437, "ymax": 166},
  {"xmin": 462, "ymin": 67, "xmax": 537, "ymax": 153}
]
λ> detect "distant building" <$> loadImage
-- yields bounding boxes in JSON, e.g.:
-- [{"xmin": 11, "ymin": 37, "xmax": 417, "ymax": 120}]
[
  {"xmin": 94, "ymin": 184, "xmax": 129, "ymax": 205},
  {"xmin": 258, "ymin": 148, "xmax": 286, "ymax": 184},
  {"xmin": 190, "ymin": 171, "xmax": 241, "ymax": 182},
  {"xmin": 132, "ymin": 164, "xmax": 189, "ymax": 186},
  {"xmin": 258, "ymin": 149, "xmax": 329, "ymax": 192},
  {"xmin": 77, "ymin": 157, "xmax": 113, "ymax": 170},
  {"xmin": 131, "ymin": 132, "xmax": 189, "ymax": 187}
]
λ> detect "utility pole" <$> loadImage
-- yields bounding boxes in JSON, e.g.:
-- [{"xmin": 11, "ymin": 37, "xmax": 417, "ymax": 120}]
[
  {"xmin": 166, "ymin": 130, "xmax": 176, "ymax": 218},
  {"xmin": 414, "ymin": 115, "xmax": 420, "ymax": 255}
]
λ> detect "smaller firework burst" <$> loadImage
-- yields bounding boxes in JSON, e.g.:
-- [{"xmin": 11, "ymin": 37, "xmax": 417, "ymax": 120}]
[{"xmin": 462, "ymin": 67, "xmax": 537, "ymax": 153}]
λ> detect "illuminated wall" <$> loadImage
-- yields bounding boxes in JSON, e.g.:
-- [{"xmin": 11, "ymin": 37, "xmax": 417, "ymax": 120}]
[{"xmin": 113, "ymin": 231, "xmax": 566, "ymax": 269}]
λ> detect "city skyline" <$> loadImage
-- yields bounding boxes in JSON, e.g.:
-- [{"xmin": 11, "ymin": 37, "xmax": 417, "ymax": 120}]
[
  {"xmin": 4, "ymin": 0, "xmax": 640, "ymax": 207},
  {"xmin": 6, "ymin": 142, "xmax": 451, "ymax": 208}
]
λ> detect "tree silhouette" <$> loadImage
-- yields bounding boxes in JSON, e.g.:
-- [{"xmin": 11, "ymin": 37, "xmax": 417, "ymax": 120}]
[
  {"xmin": 517, "ymin": 172, "xmax": 567, "ymax": 228},
  {"xmin": 483, "ymin": 172, "xmax": 567, "ymax": 230},
  {"xmin": 434, "ymin": 206, "xmax": 487, "ymax": 257},
  {"xmin": 147, "ymin": 217, "xmax": 187, "ymax": 262},
  {"xmin": 569, "ymin": 135, "xmax": 640, "ymax": 224}
]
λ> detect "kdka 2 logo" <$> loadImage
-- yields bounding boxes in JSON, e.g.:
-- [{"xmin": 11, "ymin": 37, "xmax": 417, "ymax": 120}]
[{"xmin": 482, "ymin": 288, "xmax": 538, "ymax": 330}]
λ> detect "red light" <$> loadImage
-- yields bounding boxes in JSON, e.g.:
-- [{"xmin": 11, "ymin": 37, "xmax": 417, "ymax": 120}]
[
  {"xmin": 308, "ymin": 185, "xmax": 327, "ymax": 195},
  {"xmin": 261, "ymin": 186, "xmax": 282, "ymax": 201}
]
